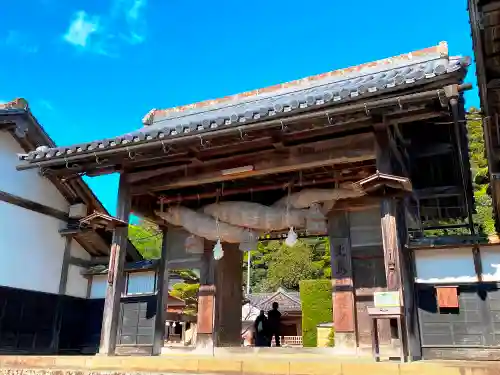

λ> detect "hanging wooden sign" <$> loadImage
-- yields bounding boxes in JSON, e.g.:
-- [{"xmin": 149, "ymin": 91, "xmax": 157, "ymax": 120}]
[{"xmin": 436, "ymin": 286, "xmax": 459, "ymax": 308}]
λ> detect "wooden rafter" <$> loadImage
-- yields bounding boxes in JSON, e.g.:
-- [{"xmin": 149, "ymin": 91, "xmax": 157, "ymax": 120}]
[{"xmin": 130, "ymin": 133, "xmax": 375, "ymax": 194}]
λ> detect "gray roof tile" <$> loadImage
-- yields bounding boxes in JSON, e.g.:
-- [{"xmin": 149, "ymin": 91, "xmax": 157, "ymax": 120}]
[
  {"xmin": 18, "ymin": 42, "xmax": 470, "ymax": 163},
  {"xmin": 246, "ymin": 288, "xmax": 301, "ymax": 312}
]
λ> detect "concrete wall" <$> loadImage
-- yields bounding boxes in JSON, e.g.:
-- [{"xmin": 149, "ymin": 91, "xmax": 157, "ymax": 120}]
[{"xmin": 0, "ymin": 132, "xmax": 89, "ymax": 296}]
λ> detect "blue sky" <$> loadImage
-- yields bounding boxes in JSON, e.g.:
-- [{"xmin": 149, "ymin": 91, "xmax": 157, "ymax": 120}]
[{"xmin": 2, "ymin": 0, "xmax": 479, "ymax": 215}]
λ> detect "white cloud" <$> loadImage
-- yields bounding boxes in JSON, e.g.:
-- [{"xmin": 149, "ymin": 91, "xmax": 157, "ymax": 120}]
[
  {"xmin": 62, "ymin": 1, "xmax": 147, "ymax": 56},
  {"xmin": 126, "ymin": 0, "xmax": 146, "ymax": 21},
  {"xmin": 113, "ymin": 0, "xmax": 147, "ymax": 44},
  {"xmin": 63, "ymin": 11, "xmax": 100, "ymax": 48}
]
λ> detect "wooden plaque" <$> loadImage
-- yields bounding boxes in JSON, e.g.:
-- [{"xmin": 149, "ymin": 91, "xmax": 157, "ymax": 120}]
[
  {"xmin": 334, "ymin": 291, "xmax": 355, "ymax": 332},
  {"xmin": 197, "ymin": 286, "xmax": 215, "ymax": 334}
]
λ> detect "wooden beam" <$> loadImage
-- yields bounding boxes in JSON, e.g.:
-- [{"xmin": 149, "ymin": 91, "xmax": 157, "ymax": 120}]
[
  {"xmin": 415, "ymin": 185, "xmax": 462, "ymax": 199},
  {"xmin": 412, "ymin": 143, "xmax": 453, "ymax": 158},
  {"xmin": 58, "ymin": 237, "xmax": 73, "ymax": 295},
  {"xmin": 68, "ymin": 256, "xmax": 93, "ymax": 268},
  {"xmin": 387, "ymin": 129, "xmax": 409, "ymax": 176},
  {"xmin": 126, "ymin": 149, "xmax": 274, "ymax": 184},
  {"xmin": 99, "ymin": 173, "xmax": 131, "ymax": 356},
  {"xmin": 328, "ymin": 196, "xmax": 382, "ymax": 212},
  {"xmin": 386, "ymin": 110, "xmax": 446, "ymax": 126},
  {"xmin": 153, "ymin": 226, "xmax": 169, "ymax": 355},
  {"xmin": 128, "ymin": 133, "xmax": 375, "ymax": 186},
  {"xmin": 0, "ymin": 189, "xmax": 68, "ymax": 221},
  {"xmin": 132, "ymin": 134, "xmax": 375, "ymax": 194}
]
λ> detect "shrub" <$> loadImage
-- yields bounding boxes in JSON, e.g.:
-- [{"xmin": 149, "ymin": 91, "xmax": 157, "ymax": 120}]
[
  {"xmin": 327, "ymin": 327, "xmax": 335, "ymax": 347},
  {"xmin": 299, "ymin": 279, "xmax": 333, "ymax": 347}
]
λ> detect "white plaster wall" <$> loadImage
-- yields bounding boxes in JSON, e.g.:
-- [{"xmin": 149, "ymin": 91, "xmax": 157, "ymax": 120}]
[
  {"xmin": 66, "ymin": 265, "xmax": 88, "ymax": 298},
  {"xmin": 70, "ymin": 240, "xmax": 91, "ymax": 260},
  {"xmin": 89, "ymin": 275, "xmax": 107, "ymax": 299},
  {"xmin": 0, "ymin": 132, "xmax": 92, "ymax": 297},
  {"xmin": 414, "ymin": 247, "xmax": 478, "ymax": 283},
  {"xmin": 0, "ymin": 202, "xmax": 65, "ymax": 293},
  {"xmin": 481, "ymin": 245, "xmax": 500, "ymax": 281},
  {"xmin": 0, "ymin": 132, "xmax": 68, "ymax": 212}
]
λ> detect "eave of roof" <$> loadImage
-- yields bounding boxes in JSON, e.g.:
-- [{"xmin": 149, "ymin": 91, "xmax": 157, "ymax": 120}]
[
  {"xmin": 0, "ymin": 99, "xmax": 108, "ymax": 214},
  {"xmin": 17, "ymin": 42, "xmax": 470, "ymax": 165}
]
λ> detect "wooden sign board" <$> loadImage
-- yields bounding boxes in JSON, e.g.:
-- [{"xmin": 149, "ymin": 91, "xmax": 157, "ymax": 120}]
[
  {"xmin": 436, "ymin": 286, "xmax": 459, "ymax": 308},
  {"xmin": 334, "ymin": 291, "xmax": 355, "ymax": 332},
  {"xmin": 374, "ymin": 291, "xmax": 400, "ymax": 308}
]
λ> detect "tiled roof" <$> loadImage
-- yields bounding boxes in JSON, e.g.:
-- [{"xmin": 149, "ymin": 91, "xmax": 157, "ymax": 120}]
[
  {"xmin": 18, "ymin": 42, "xmax": 469, "ymax": 163},
  {"xmin": 246, "ymin": 288, "xmax": 301, "ymax": 312}
]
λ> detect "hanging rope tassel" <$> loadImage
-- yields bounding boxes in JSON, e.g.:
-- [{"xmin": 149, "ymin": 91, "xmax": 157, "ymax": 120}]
[
  {"xmin": 213, "ymin": 216, "xmax": 224, "ymax": 260},
  {"xmin": 284, "ymin": 182, "xmax": 297, "ymax": 247},
  {"xmin": 213, "ymin": 238, "xmax": 224, "ymax": 260}
]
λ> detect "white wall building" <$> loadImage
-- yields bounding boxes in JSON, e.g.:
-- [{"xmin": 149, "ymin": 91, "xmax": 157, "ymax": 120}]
[{"xmin": 0, "ymin": 98, "xmax": 142, "ymax": 354}]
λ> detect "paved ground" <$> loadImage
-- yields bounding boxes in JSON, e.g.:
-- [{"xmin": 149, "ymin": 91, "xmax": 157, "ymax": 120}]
[{"xmin": 1, "ymin": 355, "xmax": 500, "ymax": 375}]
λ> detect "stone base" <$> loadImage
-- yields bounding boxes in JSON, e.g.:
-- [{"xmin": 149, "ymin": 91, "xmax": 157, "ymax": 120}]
[
  {"xmin": 334, "ymin": 332, "xmax": 357, "ymax": 351},
  {"xmin": 0, "ymin": 354, "xmax": 498, "ymax": 375}
]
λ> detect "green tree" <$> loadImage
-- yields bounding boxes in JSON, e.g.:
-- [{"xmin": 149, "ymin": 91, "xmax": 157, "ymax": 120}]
[
  {"xmin": 128, "ymin": 219, "xmax": 162, "ymax": 259},
  {"xmin": 170, "ymin": 282, "xmax": 200, "ymax": 315},
  {"xmin": 245, "ymin": 237, "xmax": 330, "ymax": 292},
  {"xmin": 467, "ymin": 108, "xmax": 496, "ymax": 235},
  {"xmin": 260, "ymin": 240, "xmax": 323, "ymax": 291}
]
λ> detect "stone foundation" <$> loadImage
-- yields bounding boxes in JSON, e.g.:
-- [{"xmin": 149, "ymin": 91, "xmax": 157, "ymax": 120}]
[{"xmin": 0, "ymin": 355, "xmax": 499, "ymax": 375}]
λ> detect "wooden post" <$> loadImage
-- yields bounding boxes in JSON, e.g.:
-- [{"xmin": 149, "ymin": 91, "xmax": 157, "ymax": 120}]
[
  {"xmin": 375, "ymin": 127, "xmax": 413, "ymax": 359},
  {"xmin": 58, "ymin": 236, "xmax": 73, "ymax": 295},
  {"xmin": 380, "ymin": 199, "xmax": 401, "ymax": 291},
  {"xmin": 214, "ymin": 243, "xmax": 243, "ymax": 347},
  {"xmin": 375, "ymin": 128, "xmax": 402, "ymax": 291},
  {"xmin": 153, "ymin": 226, "xmax": 169, "ymax": 355},
  {"xmin": 328, "ymin": 211, "xmax": 357, "ymax": 349},
  {"xmin": 196, "ymin": 243, "xmax": 216, "ymax": 350},
  {"xmin": 98, "ymin": 173, "xmax": 131, "ymax": 356}
]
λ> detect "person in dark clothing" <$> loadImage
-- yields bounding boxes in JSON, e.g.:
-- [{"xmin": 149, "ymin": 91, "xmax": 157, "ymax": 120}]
[
  {"xmin": 253, "ymin": 310, "xmax": 269, "ymax": 347},
  {"xmin": 267, "ymin": 302, "xmax": 282, "ymax": 347}
]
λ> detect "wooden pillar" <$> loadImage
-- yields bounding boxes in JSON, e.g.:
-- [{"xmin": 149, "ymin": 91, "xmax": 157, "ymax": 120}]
[
  {"xmin": 99, "ymin": 173, "xmax": 131, "ymax": 355},
  {"xmin": 375, "ymin": 127, "xmax": 402, "ymax": 291},
  {"xmin": 196, "ymin": 242, "xmax": 216, "ymax": 350},
  {"xmin": 214, "ymin": 243, "xmax": 243, "ymax": 347},
  {"xmin": 328, "ymin": 211, "xmax": 357, "ymax": 349},
  {"xmin": 153, "ymin": 226, "xmax": 169, "ymax": 355},
  {"xmin": 58, "ymin": 236, "xmax": 73, "ymax": 295},
  {"xmin": 375, "ymin": 127, "xmax": 414, "ymax": 358},
  {"xmin": 380, "ymin": 199, "xmax": 402, "ymax": 291}
]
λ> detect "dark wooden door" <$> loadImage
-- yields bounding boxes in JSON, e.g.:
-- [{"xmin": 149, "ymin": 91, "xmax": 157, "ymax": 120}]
[{"xmin": 117, "ymin": 295, "xmax": 157, "ymax": 353}]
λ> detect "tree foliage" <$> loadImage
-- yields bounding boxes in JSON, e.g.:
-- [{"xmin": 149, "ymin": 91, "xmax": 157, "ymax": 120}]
[
  {"xmin": 128, "ymin": 219, "xmax": 162, "ymax": 259},
  {"xmin": 244, "ymin": 237, "xmax": 331, "ymax": 292},
  {"xmin": 170, "ymin": 282, "xmax": 200, "ymax": 315},
  {"xmin": 299, "ymin": 279, "xmax": 333, "ymax": 347},
  {"xmin": 467, "ymin": 108, "xmax": 496, "ymax": 235}
]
